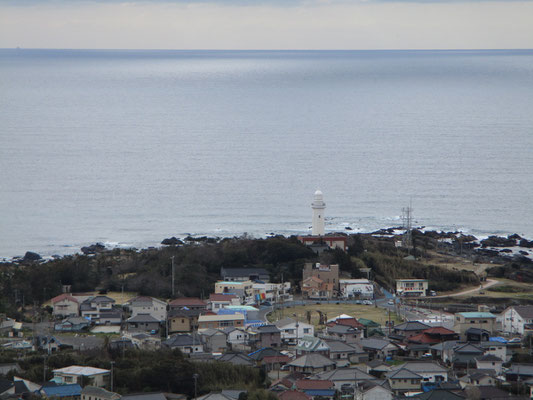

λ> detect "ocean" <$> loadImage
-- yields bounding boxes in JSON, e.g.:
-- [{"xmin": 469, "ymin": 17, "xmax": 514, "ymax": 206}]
[{"xmin": 1, "ymin": 49, "xmax": 532, "ymax": 258}]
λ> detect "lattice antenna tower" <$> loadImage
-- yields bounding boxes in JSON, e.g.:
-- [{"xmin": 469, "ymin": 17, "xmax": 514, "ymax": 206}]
[{"xmin": 402, "ymin": 203, "xmax": 413, "ymax": 251}]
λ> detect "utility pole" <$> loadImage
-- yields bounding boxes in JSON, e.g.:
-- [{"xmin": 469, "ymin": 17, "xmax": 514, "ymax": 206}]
[
  {"xmin": 171, "ymin": 256, "xmax": 175, "ymax": 298},
  {"xmin": 193, "ymin": 374, "xmax": 199, "ymax": 399},
  {"xmin": 110, "ymin": 361, "xmax": 115, "ymax": 392},
  {"xmin": 402, "ymin": 202, "xmax": 414, "ymax": 255}
]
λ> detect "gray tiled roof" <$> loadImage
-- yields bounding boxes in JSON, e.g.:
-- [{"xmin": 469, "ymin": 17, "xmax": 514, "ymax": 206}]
[
  {"xmin": 288, "ymin": 353, "xmax": 336, "ymax": 368},
  {"xmin": 394, "ymin": 321, "xmax": 431, "ymax": 332}
]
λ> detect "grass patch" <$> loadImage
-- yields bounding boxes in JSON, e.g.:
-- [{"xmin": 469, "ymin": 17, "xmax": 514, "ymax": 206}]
[{"xmin": 488, "ymin": 285, "xmax": 529, "ymax": 293}]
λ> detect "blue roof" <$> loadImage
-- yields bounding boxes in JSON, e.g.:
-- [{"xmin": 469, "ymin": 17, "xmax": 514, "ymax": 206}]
[
  {"xmin": 459, "ymin": 312, "xmax": 495, "ymax": 318},
  {"xmin": 41, "ymin": 384, "xmax": 82, "ymax": 397},
  {"xmin": 490, "ymin": 336, "xmax": 508, "ymax": 343},
  {"xmin": 304, "ymin": 390, "xmax": 336, "ymax": 396}
]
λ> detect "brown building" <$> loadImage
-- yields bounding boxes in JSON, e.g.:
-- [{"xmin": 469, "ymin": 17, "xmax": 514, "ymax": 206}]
[
  {"xmin": 168, "ymin": 298, "xmax": 207, "ymax": 311},
  {"xmin": 302, "ymin": 263, "xmax": 339, "ymax": 295},
  {"xmin": 168, "ymin": 309, "xmax": 203, "ymax": 333}
]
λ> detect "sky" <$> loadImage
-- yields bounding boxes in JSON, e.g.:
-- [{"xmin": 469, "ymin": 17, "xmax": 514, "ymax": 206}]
[{"xmin": 0, "ymin": 0, "xmax": 532, "ymax": 50}]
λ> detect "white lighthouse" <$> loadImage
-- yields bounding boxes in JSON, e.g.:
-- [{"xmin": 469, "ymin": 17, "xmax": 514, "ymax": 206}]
[{"xmin": 311, "ymin": 190, "xmax": 326, "ymax": 236}]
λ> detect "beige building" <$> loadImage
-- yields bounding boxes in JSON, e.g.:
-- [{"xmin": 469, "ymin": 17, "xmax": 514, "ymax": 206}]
[
  {"xmin": 396, "ymin": 279, "xmax": 428, "ymax": 297},
  {"xmin": 454, "ymin": 312, "xmax": 497, "ymax": 336},
  {"xmin": 51, "ymin": 294, "xmax": 80, "ymax": 317},
  {"xmin": 303, "ymin": 263, "xmax": 339, "ymax": 291},
  {"xmin": 214, "ymin": 281, "xmax": 254, "ymax": 303},
  {"xmin": 198, "ymin": 314, "xmax": 245, "ymax": 330}
]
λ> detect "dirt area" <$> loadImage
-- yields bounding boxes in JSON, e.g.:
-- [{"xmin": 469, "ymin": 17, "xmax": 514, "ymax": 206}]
[
  {"xmin": 268, "ymin": 303, "xmax": 401, "ymax": 327},
  {"xmin": 43, "ymin": 291, "xmax": 137, "ymax": 306},
  {"xmin": 419, "ymin": 250, "xmax": 500, "ymax": 277}
]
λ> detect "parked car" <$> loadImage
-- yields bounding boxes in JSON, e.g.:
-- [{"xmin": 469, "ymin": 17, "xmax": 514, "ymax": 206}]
[
  {"xmin": 387, "ymin": 299, "xmax": 394, "ymax": 305},
  {"xmin": 362, "ymin": 300, "xmax": 373, "ymax": 305}
]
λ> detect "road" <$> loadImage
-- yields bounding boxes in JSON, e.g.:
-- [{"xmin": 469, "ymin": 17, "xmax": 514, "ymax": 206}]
[{"xmin": 433, "ymin": 278, "xmax": 500, "ymax": 298}]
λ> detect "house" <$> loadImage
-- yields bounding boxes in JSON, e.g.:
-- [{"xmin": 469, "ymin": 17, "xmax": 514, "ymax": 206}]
[
  {"xmin": 396, "ymin": 279, "xmax": 428, "ymax": 297},
  {"xmin": 313, "ymin": 368, "xmax": 377, "ymax": 390},
  {"xmin": 293, "ymin": 379, "xmax": 336, "ymax": 399},
  {"xmin": 40, "ymin": 384, "xmax": 83, "ymax": 399},
  {"xmin": 430, "ymin": 341, "xmax": 458, "ymax": 364},
  {"xmin": 168, "ymin": 308, "xmax": 202, "ymax": 333},
  {"xmin": 359, "ymin": 338, "xmax": 400, "ymax": 360},
  {"xmin": 459, "ymin": 369, "xmax": 498, "ymax": 387},
  {"xmin": 220, "ymin": 267, "xmax": 270, "ymax": 282},
  {"xmin": 252, "ymin": 282, "xmax": 292, "ymax": 304},
  {"xmin": 301, "ymin": 277, "xmax": 334, "ymax": 300},
  {"xmin": 261, "ymin": 355, "xmax": 292, "ymax": 372},
  {"xmin": 278, "ymin": 390, "xmax": 311, "ymax": 400},
  {"xmin": 453, "ymin": 312, "xmax": 497, "ymax": 337},
  {"xmin": 198, "ymin": 314, "xmax": 245, "ymax": 330},
  {"xmin": 126, "ymin": 314, "xmax": 161, "ymax": 333},
  {"xmin": 208, "ymin": 294, "xmax": 240, "ymax": 311},
  {"xmin": 298, "ymin": 235, "xmax": 348, "ymax": 252},
  {"xmin": 163, "ymin": 333, "xmax": 204, "ymax": 354},
  {"xmin": 339, "ymin": 279, "xmax": 374, "ymax": 299},
  {"xmin": 168, "ymin": 298, "xmax": 207, "ymax": 311},
  {"xmin": 196, "ymin": 391, "xmax": 246, "ymax": 400},
  {"xmin": 500, "ymin": 305, "xmax": 533, "ymax": 335},
  {"xmin": 217, "ymin": 352, "xmax": 255, "ymax": 367},
  {"xmin": 51, "ymin": 294, "xmax": 80, "ymax": 317},
  {"xmin": 287, "ymin": 353, "xmax": 336, "ymax": 374},
  {"xmin": 386, "ymin": 368, "xmax": 423, "ymax": 395},
  {"xmin": 414, "ymin": 389, "xmax": 464, "ymax": 400},
  {"xmin": 354, "ymin": 381, "xmax": 393, "ymax": 400},
  {"xmin": 465, "ymin": 327, "xmax": 490, "ymax": 342},
  {"xmin": 295, "ymin": 336, "xmax": 330, "ymax": 356},
  {"xmin": 125, "ymin": 296, "xmax": 167, "ymax": 322},
  {"xmin": 252, "ymin": 325, "xmax": 282, "ymax": 348},
  {"xmin": 81, "ymin": 386, "xmax": 121, "ymax": 400},
  {"xmin": 53, "ymin": 366, "xmax": 110, "ymax": 388},
  {"xmin": 324, "ymin": 340, "xmax": 359, "ymax": 362},
  {"xmin": 476, "ymin": 354, "xmax": 503, "ymax": 375},
  {"xmin": 505, "ymin": 364, "xmax": 533, "ymax": 382},
  {"xmin": 198, "ymin": 329, "xmax": 227, "ymax": 353},
  {"xmin": 0, "ymin": 363, "xmax": 21, "ymax": 376},
  {"xmin": 55, "ymin": 317, "xmax": 90, "ymax": 332},
  {"xmin": 274, "ymin": 318, "xmax": 314, "ymax": 344},
  {"xmin": 392, "ymin": 321, "xmax": 431, "ymax": 339},
  {"xmin": 452, "ymin": 343, "xmax": 484, "ymax": 367},
  {"xmin": 224, "ymin": 327, "xmax": 250, "ymax": 348},
  {"xmin": 326, "ymin": 324, "xmax": 362, "ymax": 343},
  {"xmin": 408, "ymin": 326, "xmax": 459, "ymax": 345},
  {"xmin": 479, "ymin": 340, "xmax": 509, "ymax": 362},
  {"xmin": 389, "ymin": 361, "xmax": 448, "ymax": 383},
  {"xmin": 128, "ymin": 333, "xmax": 161, "ymax": 350},
  {"xmin": 302, "ymin": 263, "xmax": 339, "ymax": 292},
  {"xmin": 80, "ymin": 296, "xmax": 118, "ymax": 324}
]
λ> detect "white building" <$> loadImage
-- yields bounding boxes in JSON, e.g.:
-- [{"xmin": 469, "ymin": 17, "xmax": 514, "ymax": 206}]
[
  {"xmin": 499, "ymin": 305, "xmax": 533, "ymax": 335},
  {"xmin": 274, "ymin": 317, "xmax": 314, "ymax": 344},
  {"xmin": 51, "ymin": 294, "xmax": 79, "ymax": 317},
  {"xmin": 396, "ymin": 279, "xmax": 428, "ymax": 297},
  {"xmin": 53, "ymin": 366, "xmax": 110, "ymax": 388},
  {"xmin": 252, "ymin": 282, "xmax": 292, "ymax": 304},
  {"xmin": 125, "ymin": 296, "xmax": 167, "ymax": 322},
  {"xmin": 311, "ymin": 190, "xmax": 326, "ymax": 236},
  {"xmin": 340, "ymin": 279, "xmax": 374, "ymax": 299}
]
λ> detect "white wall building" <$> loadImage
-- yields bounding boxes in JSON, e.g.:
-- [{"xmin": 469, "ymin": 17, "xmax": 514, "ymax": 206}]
[
  {"xmin": 252, "ymin": 282, "xmax": 292, "ymax": 303},
  {"xmin": 396, "ymin": 279, "xmax": 428, "ymax": 297},
  {"xmin": 274, "ymin": 317, "xmax": 314, "ymax": 344},
  {"xmin": 500, "ymin": 305, "xmax": 533, "ymax": 335},
  {"xmin": 340, "ymin": 279, "xmax": 374, "ymax": 299},
  {"xmin": 125, "ymin": 296, "xmax": 167, "ymax": 322}
]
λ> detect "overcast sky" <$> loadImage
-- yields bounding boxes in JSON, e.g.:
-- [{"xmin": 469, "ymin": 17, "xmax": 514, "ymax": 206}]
[{"xmin": 0, "ymin": 0, "xmax": 532, "ymax": 50}]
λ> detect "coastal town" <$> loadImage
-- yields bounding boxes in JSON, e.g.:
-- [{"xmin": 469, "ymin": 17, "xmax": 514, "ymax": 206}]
[{"xmin": 2, "ymin": 192, "xmax": 533, "ymax": 400}]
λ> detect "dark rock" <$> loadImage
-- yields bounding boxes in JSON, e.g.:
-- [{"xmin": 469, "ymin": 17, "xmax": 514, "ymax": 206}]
[
  {"xmin": 519, "ymin": 250, "xmax": 529, "ymax": 256},
  {"xmin": 499, "ymin": 249, "xmax": 512, "ymax": 253},
  {"xmin": 161, "ymin": 237, "xmax": 183, "ymax": 246},
  {"xmin": 345, "ymin": 226, "xmax": 353, "ymax": 231},
  {"xmin": 480, "ymin": 236, "xmax": 517, "ymax": 248},
  {"xmin": 81, "ymin": 243, "xmax": 106, "ymax": 255},
  {"xmin": 23, "ymin": 251, "xmax": 42, "ymax": 262},
  {"xmin": 519, "ymin": 239, "xmax": 533, "ymax": 248},
  {"xmin": 509, "ymin": 234, "xmax": 522, "ymax": 240}
]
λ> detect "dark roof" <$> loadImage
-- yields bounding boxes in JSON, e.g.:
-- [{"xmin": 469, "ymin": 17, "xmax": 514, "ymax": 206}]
[
  {"xmin": 328, "ymin": 324, "xmax": 358, "ymax": 334},
  {"xmin": 168, "ymin": 308, "xmax": 202, "ymax": 318},
  {"xmin": 506, "ymin": 364, "xmax": 533, "ymax": 377},
  {"xmin": 510, "ymin": 305, "xmax": 533, "ymax": 319},
  {"xmin": 288, "ymin": 354, "xmax": 336, "ymax": 369},
  {"xmin": 257, "ymin": 325, "xmax": 281, "ymax": 334},
  {"xmin": 387, "ymin": 368, "xmax": 422, "ymax": 380},
  {"xmin": 90, "ymin": 295, "xmax": 115, "ymax": 303},
  {"xmin": 248, "ymin": 347, "xmax": 282, "ymax": 361},
  {"xmin": 14, "ymin": 380, "xmax": 29, "ymax": 394},
  {"xmin": 414, "ymin": 389, "xmax": 465, "ymax": 400},
  {"xmin": 394, "ymin": 321, "xmax": 431, "ymax": 332},
  {"xmin": 217, "ymin": 353, "xmax": 255, "ymax": 366},
  {"xmin": 325, "ymin": 340, "xmax": 358, "ymax": 353},
  {"xmin": 121, "ymin": 393, "xmax": 168, "ymax": 400},
  {"xmin": 278, "ymin": 390, "xmax": 311, "ymax": 400},
  {"xmin": 127, "ymin": 314, "xmax": 160, "ymax": 323},
  {"xmin": 0, "ymin": 379, "xmax": 14, "ymax": 395},
  {"xmin": 476, "ymin": 354, "xmax": 503, "ymax": 362},
  {"xmin": 294, "ymin": 380, "xmax": 334, "ymax": 390},
  {"xmin": 163, "ymin": 333, "xmax": 202, "ymax": 348},
  {"xmin": 221, "ymin": 268, "xmax": 269, "ymax": 278},
  {"xmin": 360, "ymin": 338, "xmax": 393, "ymax": 350}
]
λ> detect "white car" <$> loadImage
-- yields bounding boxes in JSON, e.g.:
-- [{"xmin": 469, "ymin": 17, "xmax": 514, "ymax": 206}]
[
  {"xmin": 387, "ymin": 299, "xmax": 394, "ymax": 305},
  {"xmin": 362, "ymin": 300, "xmax": 373, "ymax": 305}
]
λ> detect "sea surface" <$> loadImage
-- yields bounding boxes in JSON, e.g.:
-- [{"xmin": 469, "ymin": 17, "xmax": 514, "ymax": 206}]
[{"xmin": 1, "ymin": 49, "xmax": 533, "ymax": 258}]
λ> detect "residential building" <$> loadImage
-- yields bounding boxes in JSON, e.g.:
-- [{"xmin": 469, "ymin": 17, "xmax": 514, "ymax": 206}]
[
  {"xmin": 325, "ymin": 340, "xmax": 358, "ymax": 362},
  {"xmin": 252, "ymin": 282, "xmax": 292, "ymax": 304},
  {"xmin": 214, "ymin": 281, "xmax": 254, "ymax": 304},
  {"xmin": 295, "ymin": 336, "xmax": 330, "ymax": 356},
  {"xmin": 223, "ymin": 327, "xmax": 250, "ymax": 347},
  {"xmin": 252, "ymin": 325, "xmax": 282, "ymax": 348},
  {"xmin": 392, "ymin": 321, "xmax": 431, "ymax": 339},
  {"xmin": 475, "ymin": 355, "xmax": 503, "ymax": 374},
  {"xmin": 220, "ymin": 267, "xmax": 270, "ymax": 282},
  {"xmin": 198, "ymin": 314, "xmax": 245, "ymax": 330},
  {"xmin": 208, "ymin": 294, "xmax": 240, "ymax": 311},
  {"xmin": 301, "ymin": 277, "xmax": 334, "ymax": 300},
  {"xmin": 125, "ymin": 296, "xmax": 167, "ymax": 322},
  {"xmin": 217, "ymin": 352, "xmax": 255, "ymax": 367},
  {"xmin": 389, "ymin": 361, "xmax": 448, "ymax": 383},
  {"xmin": 40, "ymin": 384, "xmax": 83, "ymax": 399},
  {"xmin": 386, "ymin": 368, "xmax": 423, "ymax": 395},
  {"xmin": 452, "ymin": 343, "xmax": 484, "ymax": 367},
  {"xmin": 314, "ymin": 368, "xmax": 377, "ymax": 390},
  {"xmin": 395, "ymin": 279, "xmax": 428, "ymax": 297},
  {"xmin": 453, "ymin": 312, "xmax": 497, "ymax": 337},
  {"xmin": 126, "ymin": 314, "xmax": 160, "ymax": 333},
  {"xmin": 303, "ymin": 263, "xmax": 339, "ymax": 292},
  {"xmin": 55, "ymin": 317, "xmax": 90, "ymax": 332},
  {"xmin": 168, "ymin": 298, "xmax": 207, "ymax": 311},
  {"xmin": 287, "ymin": 353, "xmax": 336, "ymax": 374},
  {"xmin": 360, "ymin": 338, "xmax": 400, "ymax": 360},
  {"xmin": 52, "ymin": 366, "xmax": 110, "ymax": 388},
  {"xmin": 80, "ymin": 296, "xmax": 116, "ymax": 323},
  {"xmin": 163, "ymin": 333, "xmax": 203, "ymax": 354},
  {"xmin": 81, "ymin": 386, "xmax": 120, "ymax": 400},
  {"xmin": 325, "ymin": 324, "xmax": 362, "ymax": 343},
  {"xmin": 168, "ymin": 309, "xmax": 202, "ymax": 333},
  {"xmin": 274, "ymin": 317, "xmax": 314, "ymax": 344},
  {"xmin": 51, "ymin": 294, "xmax": 80, "ymax": 317},
  {"xmin": 198, "ymin": 329, "xmax": 227, "ymax": 353},
  {"xmin": 500, "ymin": 305, "xmax": 533, "ymax": 335},
  {"xmin": 354, "ymin": 381, "xmax": 392, "ymax": 400},
  {"xmin": 339, "ymin": 279, "xmax": 374, "ymax": 299},
  {"xmin": 298, "ymin": 236, "xmax": 348, "ymax": 252}
]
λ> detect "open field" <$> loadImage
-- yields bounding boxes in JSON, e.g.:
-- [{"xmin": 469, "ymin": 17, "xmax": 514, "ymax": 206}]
[
  {"xmin": 268, "ymin": 303, "xmax": 401, "ymax": 327},
  {"xmin": 419, "ymin": 250, "xmax": 500, "ymax": 276}
]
